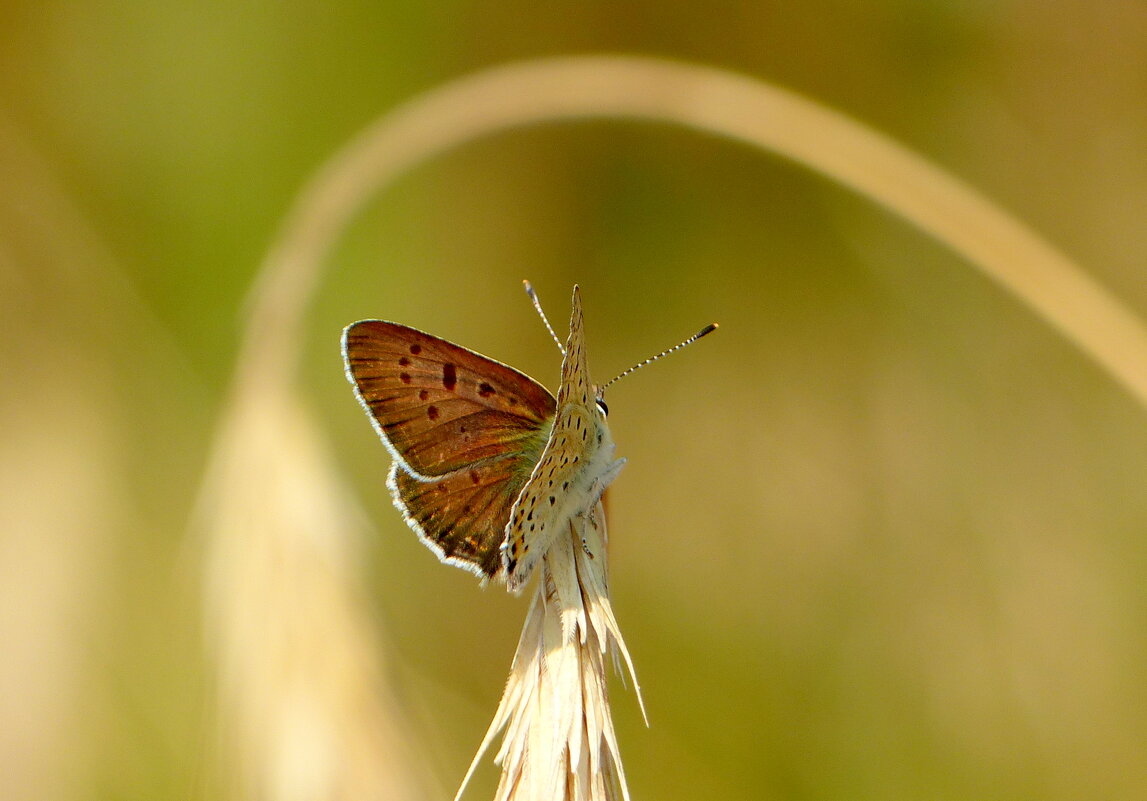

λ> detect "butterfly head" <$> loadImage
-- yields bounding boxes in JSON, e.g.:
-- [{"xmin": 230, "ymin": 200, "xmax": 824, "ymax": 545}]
[{"xmin": 593, "ymin": 391, "xmax": 609, "ymax": 419}]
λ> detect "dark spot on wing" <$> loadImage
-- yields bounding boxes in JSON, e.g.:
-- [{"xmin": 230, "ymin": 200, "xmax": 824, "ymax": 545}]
[
  {"xmin": 427, "ymin": 405, "xmax": 439, "ymax": 420},
  {"xmin": 478, "ymin": 382, "xmax": 495, "ymax": 398},
  {"xmin": 400, "ymin": 373, "xmax": 411, "ymax": 384},
  {"xmin": 548, "ymin": 496, "xmax": 555, "ymax": 505},
  {"xmin": 410, "ymin": 344, "xmax": 422, "ymax": 355},
  {"xmin": 469, "ymin": 470, "xmax": 481, "ymax": 485},
  {"xmin": 419, "ymin": 389, "xmax": 430, "ymax": 401},
  {"xmin": 443, "ymin": 363, "xmax": 457, "ymax": 391},
  {"xmin": 399, "ymin": 357, "xmax": 410, "ymax": 367}
]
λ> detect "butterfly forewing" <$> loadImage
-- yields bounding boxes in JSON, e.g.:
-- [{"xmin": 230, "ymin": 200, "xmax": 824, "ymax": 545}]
[
  {"xmin": 554, "ymin": 291, "xmax": 592, "ymax": 408},
  {"xmin": 344, "ymin": 320, "xmax": 557, "ymax": 579},
  {"xmin": 343, "ymin": 321, "xmax": 555, "ymax": 478}
]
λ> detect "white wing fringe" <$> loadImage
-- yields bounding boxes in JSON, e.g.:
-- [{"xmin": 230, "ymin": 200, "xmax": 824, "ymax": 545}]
[{"xmin": 455, "ymin": 502, "xmax": 645, "ymax": 801}]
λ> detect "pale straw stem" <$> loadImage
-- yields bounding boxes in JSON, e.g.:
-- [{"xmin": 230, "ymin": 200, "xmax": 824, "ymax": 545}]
[
  {"xmin": 246, "ymin": 54, "xmax": 1147, "ymax": 412},
  {"xmin": 210, "ymin": 53, "xmax": 1147, "ymax": 801}
]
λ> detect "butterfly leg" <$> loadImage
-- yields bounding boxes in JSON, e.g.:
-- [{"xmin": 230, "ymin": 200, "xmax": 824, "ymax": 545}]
[
  {"xmin": 583, "ymin": 457, "xmax": 627, "ymax": 530},
  {"xmin": 577, "ymin": 457, "xmax": 626, "ymax": 560}
]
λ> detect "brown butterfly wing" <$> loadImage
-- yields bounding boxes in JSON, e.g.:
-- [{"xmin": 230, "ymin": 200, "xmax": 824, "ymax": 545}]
[
  {"xmin": 343, "ymin": 320, "xmax": 557, "ymax": 578},
  {"xmin": 388, "ymin": 458, "xmax": 532, "ymax": 577},
  {"xmin": 343, "ymin": 321, "xmax": 556, "ymax": 479}
]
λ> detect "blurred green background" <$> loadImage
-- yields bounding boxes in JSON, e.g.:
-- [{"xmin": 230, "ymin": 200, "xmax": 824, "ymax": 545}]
[{"xmin": 4, "ymin": 3, "xmax": 1147, "ymax": 800}]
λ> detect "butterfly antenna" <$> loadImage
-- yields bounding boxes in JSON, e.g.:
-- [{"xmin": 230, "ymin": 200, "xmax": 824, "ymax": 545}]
[
  {"xmin": 523, "ymin": 280, "xmax": 565, "ymax": 355},
  {"xmin": 602, "ymin": 322, "xmax": 719, "ymax": 391}
]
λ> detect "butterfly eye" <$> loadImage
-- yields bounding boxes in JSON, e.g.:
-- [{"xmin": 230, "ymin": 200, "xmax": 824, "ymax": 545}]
[{"xmin": 595, "ymin": 398, "xmax": 609, "ymax": 417}]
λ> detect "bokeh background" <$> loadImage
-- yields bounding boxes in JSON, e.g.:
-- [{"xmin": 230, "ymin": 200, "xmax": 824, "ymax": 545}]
[{"xmin": 4, "ymin": 3, "xmax": 1147, "ymax": 800}]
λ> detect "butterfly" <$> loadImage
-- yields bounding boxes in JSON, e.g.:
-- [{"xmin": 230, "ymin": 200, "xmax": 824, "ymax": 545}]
[{"xmin": 342, "ymin": 283, "xmax": 716, "ymax": 592}]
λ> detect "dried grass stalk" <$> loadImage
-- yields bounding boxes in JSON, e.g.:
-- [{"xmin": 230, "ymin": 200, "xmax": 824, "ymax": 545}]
[
  {"xmin": 200, "ymin": 54, "xmax": 1147, "ymax": 801},
  {"xmin": 253, "ymin": 56, "xmax": 1147, "ymax": 413},
  {"xmin": 456, "ymin": 501, "xmax": 645, "ymax": 801},
  {"xmin": 200, "ymin": 379, "xmax": 434, "ymax": 801}
]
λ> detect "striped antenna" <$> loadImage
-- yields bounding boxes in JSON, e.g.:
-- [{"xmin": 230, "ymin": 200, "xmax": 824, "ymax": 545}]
[
  {"xmin": 523, "ymin": 280, "xmax": 565, "ymax": 355},
  {"xmin": 602, "ymin": 322, "xmax": 719, "ymax": 391}
]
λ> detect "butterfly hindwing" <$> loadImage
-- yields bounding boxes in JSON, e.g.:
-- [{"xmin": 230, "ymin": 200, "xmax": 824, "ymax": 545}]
[
  {"xmin": 389, "ymin": 455, "xmax": 539, "ymax": 578},
  {"xmin": 502, "ymin": 403, "xmax": 606, "ymax": 588}
]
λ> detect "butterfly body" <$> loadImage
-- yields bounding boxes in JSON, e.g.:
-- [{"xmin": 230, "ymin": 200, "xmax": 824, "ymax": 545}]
[
  {"xmin": 501, "ymin": 291, "xmax": 625, "ymax": 591},
  {"xmin": 343, "ymin": 286, "xmax": 623, "ymax": 590}
]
